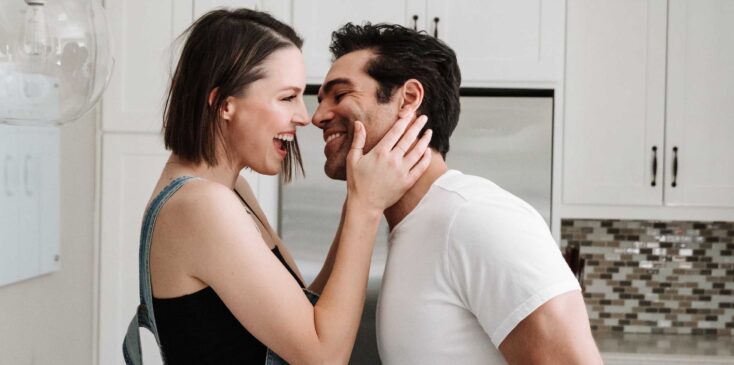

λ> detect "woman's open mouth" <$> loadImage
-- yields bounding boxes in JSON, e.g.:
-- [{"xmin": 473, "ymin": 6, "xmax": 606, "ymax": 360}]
[{"xmin": 275, "ymin": 133, "xmax": 294, "ymax": 158}]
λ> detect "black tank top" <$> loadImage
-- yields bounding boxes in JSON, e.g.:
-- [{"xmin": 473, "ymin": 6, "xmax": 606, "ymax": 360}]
[{"xmin": 153, "ymin": 246, "xmax": 304, "ymax": 364}]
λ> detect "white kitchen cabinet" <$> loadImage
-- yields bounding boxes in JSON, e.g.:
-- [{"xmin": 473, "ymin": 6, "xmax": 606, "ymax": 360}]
[
  {"xmin": 563, "ymin": 0, "xmax": 734, "ymax": 209},
  {"xmin": 98, "ymin": 133, "xmax": 169, "ymax": 365},
  {"xmin": 102, "ymin": 0, "xmax": 191, "ymax": 132},
  {"xmin": 664, "ymin": 0, "xmax": 734, "ymax": 207},
  {"xmin": 428, "ymin": 0, "xmax": 564, "ymax": 86},
  {"xmin": 563, "ymin": 0, "xmax": 667, "ymax": 206},
  {"xmin": 194, "ymin": 0, "xmax": 291, "ymax": 21},
  {"xmin": 293, "ymin": 0, "xmax": 564, "ymax": 86},
  {"xmin": 0, "ymin": 125, "xmax": 59, "ymax": 287},
  {"xmin": 293, "ymin": 0, "xmax": 420, "ymax": 84},
  {"xmin": 103, "ymin": 0, "xmax": 292, "ymax": 133}
]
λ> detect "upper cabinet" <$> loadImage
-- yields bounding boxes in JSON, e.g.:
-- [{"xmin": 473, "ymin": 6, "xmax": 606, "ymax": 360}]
[
  {"xmin": 293, "ymin": 0, "xmax": 420, "ymax": 84},
  {"xmin": 103, "ymin": 0, "xmax": 291, "ymax": 133},
  {"xmin": 664, "ymin": 0, "xmax": 734, "ymax": 207},
  {"xmin": 102, "ymin": 0, "xmax": 192, "ymax": 132},
  {"xmin": 563, "ymin": 0, "xmax": 734, "ymax": 208},
  {"xmin": 427, "ymin": 0, "xmax": 564, "ymax": 86},
  {"xmin": 293, "ymin": 0, "xmax": 564, "ymax": 86},
  {"xmin": 563, "ymin": 0, "xmax": 667, "ymax": 206}
]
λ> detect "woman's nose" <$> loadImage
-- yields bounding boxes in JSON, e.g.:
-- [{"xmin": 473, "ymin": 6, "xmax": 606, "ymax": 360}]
[{"xmin": 293, "ymin": 100, "xmax": 309, "ymax": 126}]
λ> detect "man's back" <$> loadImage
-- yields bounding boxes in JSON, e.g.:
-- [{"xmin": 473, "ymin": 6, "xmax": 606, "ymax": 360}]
[{"xmin": 377, "ymin": 169, "xmax": 580, "ymax": 364}]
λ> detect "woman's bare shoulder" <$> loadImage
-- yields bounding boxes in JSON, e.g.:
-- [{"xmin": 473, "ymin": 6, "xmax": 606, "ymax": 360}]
[{"xmin": 154, "ymin": 178, "xmax": 261, "ymax": 250}]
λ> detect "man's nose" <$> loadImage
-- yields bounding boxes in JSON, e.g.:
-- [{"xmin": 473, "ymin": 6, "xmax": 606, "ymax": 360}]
[{"xmin": 311, "ymin": 103, "xmax": 333, "ymax": 129}]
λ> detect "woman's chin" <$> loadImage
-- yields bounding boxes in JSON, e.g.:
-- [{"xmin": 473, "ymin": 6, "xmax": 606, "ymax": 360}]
[{"xmin": 242, "ymin": 163, "xmax": 280, "ymax": 176}]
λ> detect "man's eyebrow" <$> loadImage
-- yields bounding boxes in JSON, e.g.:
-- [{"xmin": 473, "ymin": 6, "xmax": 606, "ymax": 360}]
[{"xmin": 317, "ymin": 78, "xmax": 353, "ymax": 103}]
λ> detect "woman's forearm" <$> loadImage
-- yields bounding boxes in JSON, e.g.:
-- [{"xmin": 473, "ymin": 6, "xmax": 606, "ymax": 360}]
[
  {"xmin": 311, "ymin": 197, "xmax": 381, "ymax": 362},
  {"xmin": 308, "ymin": 200, "xmax": 347, "ymax": 294}
]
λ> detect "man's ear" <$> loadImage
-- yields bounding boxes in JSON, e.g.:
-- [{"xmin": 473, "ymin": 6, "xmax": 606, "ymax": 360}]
[
  {"xmin": 208, "ymin": 88, "xmax": 234, "ymax": 121},
  {"xmin": 398, "ymin": 79, "xmax": 424, "ymax": 116}
]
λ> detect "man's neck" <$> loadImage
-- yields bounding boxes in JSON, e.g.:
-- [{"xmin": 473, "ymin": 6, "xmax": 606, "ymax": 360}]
[{"xmin": 384, "ymin": 151, "xmax": 448, "ymax": 230}]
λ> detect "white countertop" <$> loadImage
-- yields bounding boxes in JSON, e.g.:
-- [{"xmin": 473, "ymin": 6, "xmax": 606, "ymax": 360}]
[{"xmin": 595, "ymin": 332, "xmax": 734, "ymax": 365}]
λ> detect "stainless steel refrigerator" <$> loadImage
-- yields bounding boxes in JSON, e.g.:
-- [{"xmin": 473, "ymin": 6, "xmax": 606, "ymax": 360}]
[{"xmin": 279, "ymin": 93, "xmax": 554, "ymax": 364}]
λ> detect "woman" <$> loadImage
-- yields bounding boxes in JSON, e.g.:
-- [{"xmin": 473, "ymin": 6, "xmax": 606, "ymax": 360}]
[{"xmin": 122, "ymin": 8, "xmax": 432, "ymax": 365}]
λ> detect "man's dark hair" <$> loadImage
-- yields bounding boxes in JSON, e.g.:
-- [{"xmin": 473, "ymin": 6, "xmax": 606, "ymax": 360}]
[
  {"xmin": 329, "ymin": 23, "xmax": 461, "ymax": 158},
  {"xmin": 163, "ymin": 8, "xmax": 304, "ymax": 182}
]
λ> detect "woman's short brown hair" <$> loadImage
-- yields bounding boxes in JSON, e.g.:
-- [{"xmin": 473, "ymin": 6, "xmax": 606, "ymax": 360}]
[{"xmin": 163, "ymin": 8, "xmax": 304, "ymax": 182}]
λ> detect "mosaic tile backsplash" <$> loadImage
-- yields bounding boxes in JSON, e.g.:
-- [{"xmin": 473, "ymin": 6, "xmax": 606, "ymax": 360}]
[{"xmin": 561, "ymin": 219, "xmax": 734, "ymax": 335}]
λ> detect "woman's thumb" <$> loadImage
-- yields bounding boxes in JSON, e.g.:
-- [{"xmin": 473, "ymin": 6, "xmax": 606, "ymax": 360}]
[{"xmin": 347, "ymin": 121, "xmax": 366, "ymax": 164}]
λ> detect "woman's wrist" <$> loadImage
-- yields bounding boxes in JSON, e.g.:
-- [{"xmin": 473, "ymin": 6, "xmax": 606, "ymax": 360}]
[{"xmin": 345, "ymin": 195, "xmax": 383, "ymax": 222}]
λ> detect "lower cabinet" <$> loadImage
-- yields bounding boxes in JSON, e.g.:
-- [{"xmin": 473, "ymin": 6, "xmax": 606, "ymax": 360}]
[
  {"xmin": 0, "ymin": 125, "xmax": 59, "ymax": 287},
  {"xmin": 98, "ymin": 133, "xmax": 169, "ymax": 365}
]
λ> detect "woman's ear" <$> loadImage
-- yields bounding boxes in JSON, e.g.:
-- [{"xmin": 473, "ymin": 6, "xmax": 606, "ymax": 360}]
[
  {"xmin": 209, "ymin": 88, "xmax": 234, "ymax": 121},
  {"xmin": 398, "ymin": 79, "xmax": 424, "ymax": 116}
]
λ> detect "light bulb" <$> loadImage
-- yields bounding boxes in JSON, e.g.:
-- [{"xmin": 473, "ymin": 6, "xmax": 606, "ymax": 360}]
[{"xmin": 22, "ymin": 0, "xmax": 49, "ymax": 61}]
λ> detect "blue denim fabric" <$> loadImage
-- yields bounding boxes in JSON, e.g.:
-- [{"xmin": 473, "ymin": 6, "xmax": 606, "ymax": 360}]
[
  {"xmin": 122, "ymin": 176, "xmax": 320, "ymax": 364},
  {"xmin": 123, "ymin": 175, "xmax": 196, "ymax": 364}
]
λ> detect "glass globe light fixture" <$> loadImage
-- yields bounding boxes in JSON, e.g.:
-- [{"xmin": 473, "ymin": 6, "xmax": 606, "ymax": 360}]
[{"xmin": 0, "ymin": 0, "xmax": 114, "ymax": 126}]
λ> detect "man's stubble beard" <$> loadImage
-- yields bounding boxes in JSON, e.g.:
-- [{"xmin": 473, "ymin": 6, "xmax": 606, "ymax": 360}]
[{"xmin": 323, "ymin": 131, "xmax": 351, "ymax": 181}]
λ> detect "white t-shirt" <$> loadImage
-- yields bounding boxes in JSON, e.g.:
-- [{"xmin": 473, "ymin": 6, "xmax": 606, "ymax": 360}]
[{"xmin": 376, "ymin": 170, "xmax": 580, "ymax": 365}]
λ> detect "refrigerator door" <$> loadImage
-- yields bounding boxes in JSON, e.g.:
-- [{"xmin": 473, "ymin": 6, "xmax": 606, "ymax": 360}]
[
  {"xmin": 450, "ymin": 96, "xmax": 553, "ymax": 225},
  {"xmin": 279, "ymin": 94, "xmax": 553, "ymax": 364}
]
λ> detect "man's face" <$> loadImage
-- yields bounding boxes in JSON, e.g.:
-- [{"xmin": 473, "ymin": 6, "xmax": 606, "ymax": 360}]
[{"xmin": 312, "ymin": 49, "xmax": 401, "ymax": 180}]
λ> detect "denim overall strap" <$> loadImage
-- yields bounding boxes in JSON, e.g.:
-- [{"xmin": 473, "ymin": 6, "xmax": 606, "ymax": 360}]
[{"xmin": 123, "ymin": 175, "xmax": 199, "ymax": 364}]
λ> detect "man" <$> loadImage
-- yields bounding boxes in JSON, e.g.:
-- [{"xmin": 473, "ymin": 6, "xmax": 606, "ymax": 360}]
[{"xmin": 312, "ymin": 23, "xmax": 603, "ymax": 365}]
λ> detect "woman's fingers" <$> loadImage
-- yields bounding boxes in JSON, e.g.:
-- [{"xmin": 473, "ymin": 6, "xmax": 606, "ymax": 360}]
[
  {"xmin": 393, "ymin": 115, "xmax": 429, "ymax": 155},
  {"xmin": 408, "ymin": 148, "xmax": 432, "ymax": 182},
  {"xmin": 373, "ymin": 110, "xmax": 415, "ymax": 152},
  {"xmin": 347, "ymin": 121, "xmax": 366, "ymax": 165},
  {"xmin": 404, "ymin": 128, "xmax": 433, "ymax": 168}
]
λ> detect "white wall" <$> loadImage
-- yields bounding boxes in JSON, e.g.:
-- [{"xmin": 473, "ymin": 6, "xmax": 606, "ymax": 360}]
[{"xmin": 0, "ymin": 109, "xmax": 97, "ymax": 365}]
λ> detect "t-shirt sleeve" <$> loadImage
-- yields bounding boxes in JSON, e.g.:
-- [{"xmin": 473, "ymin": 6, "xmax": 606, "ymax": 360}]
[{"xmin": 445, "ymin": 199, "xmax": 581, "ymax": 348}]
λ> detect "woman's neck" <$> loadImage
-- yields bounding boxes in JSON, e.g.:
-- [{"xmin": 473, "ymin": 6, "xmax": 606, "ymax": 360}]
[{"xmin": 165, "ymin": 154, "xmax": 241, "ymax": 189}]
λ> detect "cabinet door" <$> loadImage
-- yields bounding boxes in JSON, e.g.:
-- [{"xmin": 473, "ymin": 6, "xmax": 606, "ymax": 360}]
[
  {"xmin": 193, "ymin": 0, "xmax": 257, "ymax": 18},
  {"xmin": 103, "ymin": 0, "xmax": 192, "ymax": 132},
  {"xmin": 0, "ymin": 125, "xmax": 20, "ymax": 286},
  {"xmin": 15, "ymin": 127, "xmax": 60, "ymax": 281},
  {"xmin": 98, "ymin": 134, "xmax": 169, "ymax": 365},
  {"xmin": 665, "ymin": 0, "xmax": 734, "ymax": 207},
  {"xmin": 0, "ymin": 126, "xmax": 59, "ymax": 287},
  {"xmin": 193, "ymin": 0, "xmax": 290, "ymax": 20},
  {"xmin": 428, "ymin": 0, "xmax": 564, "ymax": 86},
  {"xmin": 293, "ymin": 0, "xmax": 424, "ymax": 83},
  {"xmin": 563, "ymin": 0, "xmax": 667, "ymax": 206}
]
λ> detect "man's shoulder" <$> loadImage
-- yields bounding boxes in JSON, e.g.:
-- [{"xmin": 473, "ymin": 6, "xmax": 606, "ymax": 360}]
[
  {"xmin": 435, "ymin": 171, "xmax": 551, "ymax": 245},
  {"xmin": 435, "ymin": 170, "xmax": 534, "ymax": 215}
]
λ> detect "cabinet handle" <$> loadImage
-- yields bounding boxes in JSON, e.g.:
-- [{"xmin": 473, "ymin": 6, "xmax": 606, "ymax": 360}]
[
  {"xmin": 651, "ymin": 146, "xmax": 658, "ymax": 187},
  {"xmin": 671, "ymin": 146, "xmax": 678, "ymax": 188},
  {"xmin": 4, "ymin": 155, "xmax": 14, "ymax": 196},
  {"xmin": 412, "ymin": 14, "xmax": 419, "ymax": 30},
  {"xmin": 24, "ymin": 154, "xmax": 34, "ymax": 196},
  {"xmin": 433, "ymin": 17, "xmax": 440, "ymax": 38}
]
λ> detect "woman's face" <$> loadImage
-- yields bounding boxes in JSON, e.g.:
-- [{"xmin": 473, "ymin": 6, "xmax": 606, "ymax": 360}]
[{"xmin": 223, "ymin": 46, "xmax": 308, "ymax": 175}]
